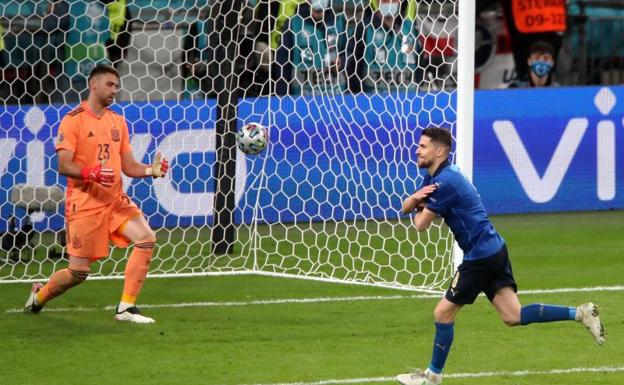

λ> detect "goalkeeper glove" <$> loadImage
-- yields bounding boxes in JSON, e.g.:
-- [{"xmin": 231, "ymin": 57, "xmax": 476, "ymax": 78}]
[
  {"xmin": 147, "ymin": 152, "xmax": 169, "ymax": 178},
  {"xmin": 81, "ymin": 160, "xmax": 114, "ymax": 187}
]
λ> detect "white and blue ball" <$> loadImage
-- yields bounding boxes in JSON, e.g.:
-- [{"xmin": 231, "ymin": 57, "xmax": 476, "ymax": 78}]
[{"xmin": 236, "ymin": 122, "xmax": 268, "ymax": 155}]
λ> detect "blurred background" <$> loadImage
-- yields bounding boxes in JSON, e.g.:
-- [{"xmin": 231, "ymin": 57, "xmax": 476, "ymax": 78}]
[{"xmin": 1, "ymin": 0, "xmax": 623, "ymax": 105}]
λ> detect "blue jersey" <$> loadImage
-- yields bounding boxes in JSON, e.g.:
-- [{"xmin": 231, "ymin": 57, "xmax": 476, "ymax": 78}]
[{"xmin": 421, "ymin": 160, "xmax": 505, "ymax": 261}]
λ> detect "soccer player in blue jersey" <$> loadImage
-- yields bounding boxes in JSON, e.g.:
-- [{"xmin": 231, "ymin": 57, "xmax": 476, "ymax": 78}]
[{"xmin": 396, "ymin": 127, "xmax": 605, "ymax": 385}]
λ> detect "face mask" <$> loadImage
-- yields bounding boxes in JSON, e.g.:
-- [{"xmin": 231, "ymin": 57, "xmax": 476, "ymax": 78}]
[
  {"xmin": 379, "ymin": 2, "xmax": 399, "ymax": 17},
  {"xmin": 310, "ymin": 0, "xmax": 329, "ymax": 11},
  {"xmin": 530, "ymin": 60, "xmax": 553, "ymax": 78}
]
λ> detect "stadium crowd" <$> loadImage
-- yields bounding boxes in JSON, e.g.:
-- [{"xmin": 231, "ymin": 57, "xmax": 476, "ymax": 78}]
[{"xmin": 1, "ymin": 0, "xmax": 623, "ymax": 104}]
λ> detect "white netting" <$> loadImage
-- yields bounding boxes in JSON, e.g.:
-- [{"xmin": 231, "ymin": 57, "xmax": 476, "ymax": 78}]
[{"xmin": 0, "ymin": 0, "xmax": 460, "ymax": 291}]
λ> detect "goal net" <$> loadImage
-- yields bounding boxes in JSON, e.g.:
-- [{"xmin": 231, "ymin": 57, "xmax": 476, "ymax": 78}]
[{"xmin": 0, "ymin": 0, "xmax": 470, "ymax": 291}]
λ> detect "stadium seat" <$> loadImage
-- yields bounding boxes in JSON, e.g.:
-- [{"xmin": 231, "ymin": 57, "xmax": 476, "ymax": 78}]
[
  {"xmin": 151, "ymin": 0, "xmax": 171, "ymax": 10},
  {"xmin": 184, "ymin": 0, "xmax": 208, "ymax": 9},
  {"xmin": 129, "ymin": 5, "xmax": 159, "ymax": 23},
  {"xmin": 132, "ymin": 0, "xmax": 155, "ymax": 8},
  {"xmin": 1, "ymin": 1, "xmax": 35, "ymax": 18},
  {"xmin": 168, "ymin": 0, "xmax": 185, "ymax": 9}
]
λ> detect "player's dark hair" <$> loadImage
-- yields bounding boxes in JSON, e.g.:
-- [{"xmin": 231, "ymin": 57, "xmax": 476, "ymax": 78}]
[
  {"xmin": 421, "ymin": 127, "xmax": 452, "ymax": 149},
  {"xmin": 529, "ymin": 40, "xmax": 555, "ymax": 58},
  {"xmin": 88, "ymin": 64, "xmax": 120, "ymax": 82}
]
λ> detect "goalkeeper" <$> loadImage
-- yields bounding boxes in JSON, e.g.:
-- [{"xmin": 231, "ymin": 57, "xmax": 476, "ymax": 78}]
[
  {"xmin": 397, "ymin": 127, "xmax": 605, "ymax": 385},
  {"xmin": 24, "ymin": 65, "xmax": 169, "ymax": 324}
]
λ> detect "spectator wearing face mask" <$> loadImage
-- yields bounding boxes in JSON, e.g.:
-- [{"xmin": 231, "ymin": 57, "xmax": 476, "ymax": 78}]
[
  {"xmin": 346, "ymin": 0, "xmax": 422, "ymax": 94},
  {"xmin": 501, "ymin": 0, "xmax": 565, "ymax": 84},
  {"xmin": 508, "ymin": 41, "xmax": 558, "ymax": 88},
  {"xmin": 274, "ymin": 0, "xmax": 348, "ymax": 96}
]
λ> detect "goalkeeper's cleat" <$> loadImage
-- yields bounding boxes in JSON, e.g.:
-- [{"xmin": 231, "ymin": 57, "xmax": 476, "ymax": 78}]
[
  {"xmin": 114, "ymin": 305, "xmax": 155, "ymax": 324},
  {"xmin": 397, "ymin": 369, "xmax": 441, "ymax": 385},
  {"xmin": 24, "ymin": 282, "xmax": 44, "ymax": 314},
  {"xmin": 577, "ymin": 303, "xmax": 605, "ymax": 345}
]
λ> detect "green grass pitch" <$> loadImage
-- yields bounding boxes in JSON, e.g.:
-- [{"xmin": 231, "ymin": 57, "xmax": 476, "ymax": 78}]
[{"xmin": 0, "ymin": 211, "xmax": 622, "ymax": 385}]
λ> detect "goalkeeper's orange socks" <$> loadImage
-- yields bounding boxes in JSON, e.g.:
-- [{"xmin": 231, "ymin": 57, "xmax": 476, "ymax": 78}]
[
  {"xmin": 32, "ymin": 241, "xmax": 153, "ymax": 311},
  {"xmin": 36, "ymin": 268, "xmax": 89, "ymax": 305},
  {"xmin": 119, "ymin": 241, "xmax": 154, "ymax": 310}
]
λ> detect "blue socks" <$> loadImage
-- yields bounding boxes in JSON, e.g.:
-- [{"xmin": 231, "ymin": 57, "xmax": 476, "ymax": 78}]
[
  {"xmin": 520, "ymin": 303, "xmax": 576, "ymax": 325},
  {"xmin": 428, "ymin": 322, "xmax": 454, "ymax": 375},
  {"xmin": 426, "ymin": 305, "xmax": 576, "ymax": 375}
]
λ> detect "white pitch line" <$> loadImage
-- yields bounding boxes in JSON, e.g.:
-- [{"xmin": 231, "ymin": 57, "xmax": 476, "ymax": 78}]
[
  {"xmin": 5, "ymin": 285, "xmax": 624, "ymax": 314},
  {"xmin": 520, "ymin": 285, "xmax": 624, "ymax": 294},
  {"xmin": 4, "ymin": 294, "xmax": 440, "ymax": 314},
  {"xmin": 230, "ymin": 366, "xmax": 624, "ymax": 385}
]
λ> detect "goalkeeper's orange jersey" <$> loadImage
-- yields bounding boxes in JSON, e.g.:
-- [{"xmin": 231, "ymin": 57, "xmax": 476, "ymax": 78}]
[{"xmin": 55, "ymin": 102, "xmax": 133, "ymax": 220}]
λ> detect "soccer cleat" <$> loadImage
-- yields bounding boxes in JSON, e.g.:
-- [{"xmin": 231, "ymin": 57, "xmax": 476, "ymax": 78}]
[
  {"xmin": 397, "ymin": 369, "xmax": 441, "ymax": 385},
  {"xmin": 24, "ymin": 282, "xmax": 44, "ymax": 314},
  {"xmin": 114, "ymin": 305, "xmax": 155, "ymax": 324},
  {"xmin": 577, "ymin": 303, "xmax": 605, "ymax": 345}
]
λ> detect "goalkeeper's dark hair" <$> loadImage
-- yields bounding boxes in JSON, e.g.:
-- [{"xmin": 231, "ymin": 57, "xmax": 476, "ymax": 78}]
[
  {"xmin": 421, "ymin": 127, "xmax": 452, "ymax": 149},
  {"xmin": 88, "ymin": 64, "xmax": 120, "ymax": 82}
]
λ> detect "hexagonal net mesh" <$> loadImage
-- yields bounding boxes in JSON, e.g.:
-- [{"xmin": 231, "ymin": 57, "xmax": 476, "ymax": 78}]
[{"xmin": 0, "ymin": 1, "xmax": 460, "ymax": 291}]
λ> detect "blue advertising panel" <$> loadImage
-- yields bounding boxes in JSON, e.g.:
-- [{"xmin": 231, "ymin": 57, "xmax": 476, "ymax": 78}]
[
  {"xmin": 0, "ymin": 86, "xmax": 622, "ymax": 232},
  {"xmin": 474, "ymin": 86, "xmax": 624, "ymax": 213}
]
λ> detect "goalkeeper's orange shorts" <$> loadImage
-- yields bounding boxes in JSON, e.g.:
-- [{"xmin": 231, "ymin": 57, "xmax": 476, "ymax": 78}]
[{"xmin": 66, "ymin": 194, "xmax": 143, "ymax": 261}]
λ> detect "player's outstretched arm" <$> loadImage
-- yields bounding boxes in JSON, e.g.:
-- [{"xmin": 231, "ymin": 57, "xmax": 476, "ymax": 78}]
[
  {"xmin": 121, "ymin": 151, "xmax": 169, "ymax": 178},
  {"xmin": 58, "ymin": 149, "xmax": 114, "ymax": 187}
]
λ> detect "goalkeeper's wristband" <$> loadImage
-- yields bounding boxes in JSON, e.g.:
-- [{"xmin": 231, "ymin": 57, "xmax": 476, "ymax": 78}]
[{"xmin": 145, "ymin": 167, "xmax": 153, "ymax": 177}]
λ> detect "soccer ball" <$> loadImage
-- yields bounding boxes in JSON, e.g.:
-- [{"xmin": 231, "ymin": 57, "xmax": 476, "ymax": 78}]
[{"xmin": 236, "ymin": 122, "xmax": 268, "ymax": 155}]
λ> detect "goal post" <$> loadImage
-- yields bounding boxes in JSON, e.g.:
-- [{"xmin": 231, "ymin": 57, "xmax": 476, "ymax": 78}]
[
  {"xmin": 0, "ymin": 0, "xmax": 474, "ymax": 291},
  {"xmin": 212, "ymin": 0, "xmax": 244, "ymax": 255},
  {"xmin": 456, "ymin": 0, "xmax": 476, "ymax": 183},
  {"xmin": 454, "ymin": 0, "xmax": 476, "ymax": 268}
]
